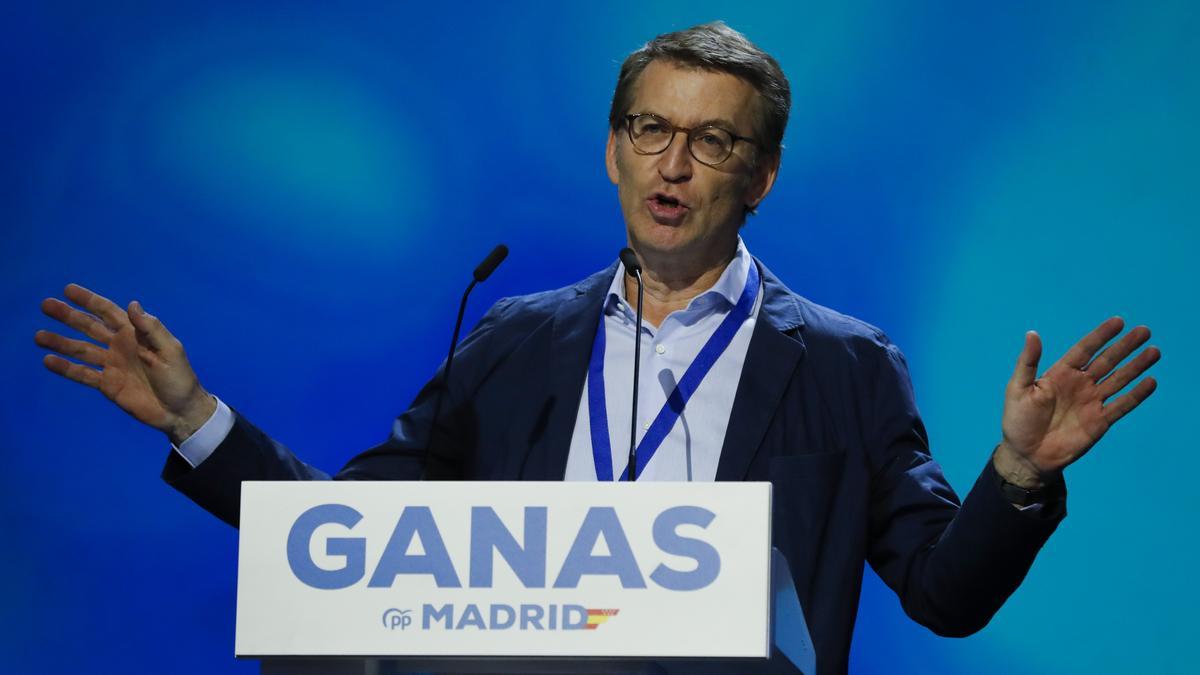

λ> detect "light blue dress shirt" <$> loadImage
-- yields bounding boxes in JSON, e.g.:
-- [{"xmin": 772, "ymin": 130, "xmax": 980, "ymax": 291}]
[{"xmin": 563, "ymin": 239, "xmax": 762, "ymax": 482}]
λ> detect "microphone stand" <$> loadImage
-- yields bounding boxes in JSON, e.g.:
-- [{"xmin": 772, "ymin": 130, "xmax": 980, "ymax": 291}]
[
  {"xmin": 619, "ymin": 248, "xmax": 644, "ymax": 482},
  {"xmin": 424, "ymin": 244, "xmax": 509, "ymax": 467}
]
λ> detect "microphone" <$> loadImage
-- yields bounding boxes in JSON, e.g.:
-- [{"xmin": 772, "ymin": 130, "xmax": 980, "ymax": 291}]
[
  {"xmin": 473, "ymin": 244, "xmax": 509, "ymax": 282},
  {"xmin": 619, "ymin": 247, "xmax": 643, "ymax": 482},
  {"xmin": 425, "ymin": 244, "xmax": 509, "ymax": 468}
]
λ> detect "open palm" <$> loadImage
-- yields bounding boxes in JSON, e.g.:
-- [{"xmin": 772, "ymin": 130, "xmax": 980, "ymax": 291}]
[
  {"xmin": 35, "ymin": 284, "xmax": 213, "ymax": 443},
  {"xmin": 1002, "ymin": 317, "xmax": 1159, "ymax": 476}
]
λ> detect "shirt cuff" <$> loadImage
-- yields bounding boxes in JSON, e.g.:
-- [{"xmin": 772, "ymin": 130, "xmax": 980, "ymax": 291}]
[{"xmin": 171, "ymin": 396, "xmax": 235, "ymax": 468}]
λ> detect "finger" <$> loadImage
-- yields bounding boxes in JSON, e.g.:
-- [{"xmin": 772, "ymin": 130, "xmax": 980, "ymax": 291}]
[
  {"xmin": 42, "ymin": 354, "xmax": 101, "ymax": 388},
  {"xmin": 63, "ymin": 283, "xmax": 129, "ymax": 332},
  {"xmin": 127, "ymin": 301, "xmax": 173, "ymax": 352},
  {"xmin": 40, "ymin": 298, "xmax": 114, "ymax": 344},
  {"xmin": 1085, "ymin": 325, "xmax": 1151, "ymax": 382},
  {"xmin": 137, "ymin": 344, "xmax": 166, "ymax": 368},
  {"xmin": 1010, "ymin": 331, "xmax": 1042, "ymax": 389},
  {"xmin": 1097, "ymin": 345, "xmax": 1161, "ymax": 400},
  {"xmin": 34, "ymin": 330, "xmax": 106, "ymax": 368},
  {"xmin": 1060, "ymin": 316, "xmax": 1125, "ymax": 369},
  {"xmin": 1102, "ymin": 376, "xmax": 1157, "ymax": 425}
]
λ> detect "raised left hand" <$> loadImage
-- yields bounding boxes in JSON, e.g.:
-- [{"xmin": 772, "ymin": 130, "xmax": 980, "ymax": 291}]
[{"xmin": 997, "ymin": 317, "xmax": 1160, "ymax": 486}]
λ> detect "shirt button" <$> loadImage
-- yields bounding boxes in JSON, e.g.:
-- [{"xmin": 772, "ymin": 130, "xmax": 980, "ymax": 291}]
[
  {"xmin": 643, "ymin": 421, "xmax": 651, "ymax": 430},
  {"xmin": 655, "ymin": 344, "xmax": 666, "ymax": 354}
]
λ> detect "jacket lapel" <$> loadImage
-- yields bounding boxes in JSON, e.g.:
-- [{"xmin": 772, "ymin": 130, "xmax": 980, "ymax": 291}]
[
  {"xmin": 521, "ymin": 263, "xmax": 614, "ymax": 480},
  {"xmin": 715, "ymin": 259, "xmax": 808, "ymax": 481},
  {"xmin": 518, "ymin": 258, "xmax": 806, "ymax": 482}
]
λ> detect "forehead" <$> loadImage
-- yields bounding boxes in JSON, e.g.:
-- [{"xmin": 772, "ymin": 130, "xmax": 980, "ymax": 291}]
[{"xmin": 628, "ymin": 59, "xmax": 762, "ymax": 132}]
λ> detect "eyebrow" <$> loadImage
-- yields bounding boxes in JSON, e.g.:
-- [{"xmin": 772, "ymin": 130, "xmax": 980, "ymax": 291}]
[
  {"xmin": 637, "ymin": 111, "xmax": 742, "ymax": 133},
  {"xmin": 693, "ymin": 117, "xmax": 739, "ymax": 131}
]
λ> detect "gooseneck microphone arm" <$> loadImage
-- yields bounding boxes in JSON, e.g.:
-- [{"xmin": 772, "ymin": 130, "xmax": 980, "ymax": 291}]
[
  {"xmin": 444, "ymin": 244, "xmax": 509, "ymax": 384},
  {"xmin": 425, "ymin": 244, "xmax": 509, "ymax": 465},
  {"xmin": 619, "ymin": 247, "xmax": 644, "ymax": 482}
]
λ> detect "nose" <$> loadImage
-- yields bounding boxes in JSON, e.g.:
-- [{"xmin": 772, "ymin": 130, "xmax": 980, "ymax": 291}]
[{"xmin": 657, "ymin": 130, "xmax": 694, "ymax": 184}]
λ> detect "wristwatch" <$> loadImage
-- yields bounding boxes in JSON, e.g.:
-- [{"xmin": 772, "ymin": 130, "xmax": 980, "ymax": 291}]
[{"xmin": 995, "ymin": 470, "xmax": 1063, "ymax": 507}]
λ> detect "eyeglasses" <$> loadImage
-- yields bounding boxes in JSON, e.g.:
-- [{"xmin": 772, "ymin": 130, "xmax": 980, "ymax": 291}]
[{"xmin": 623, "ymin": 113, "xmax": 757, "ymax": 167}]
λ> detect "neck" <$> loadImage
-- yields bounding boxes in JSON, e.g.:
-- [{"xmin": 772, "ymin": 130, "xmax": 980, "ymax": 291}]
[{"xmin": 623, "ymin": 243, "xmax": 738, "ymax": 327}]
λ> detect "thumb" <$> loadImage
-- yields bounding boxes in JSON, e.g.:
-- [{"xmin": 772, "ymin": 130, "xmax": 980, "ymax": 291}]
[
  {"xmin": 127, "ymin": 301, "xmax": 171, "ymax": 351},
  {"xmin": 1010, "ymin": 330, "xmax": 1042, "ymax": 390}
]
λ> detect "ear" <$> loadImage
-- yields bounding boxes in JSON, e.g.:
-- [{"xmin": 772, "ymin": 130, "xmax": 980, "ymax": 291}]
[
  {"xmin": 605, "ymin": 129, "xmax": 621, "ymax": 185},
  {"xmin": 743, "ymin": 151, "xmax": 780, "ymax": 211}
]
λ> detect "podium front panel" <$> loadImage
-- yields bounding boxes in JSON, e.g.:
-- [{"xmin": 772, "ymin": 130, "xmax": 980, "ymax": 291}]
[{"xmin": 236, "ymin": 481, "xmax": 772, "ymax": 659}]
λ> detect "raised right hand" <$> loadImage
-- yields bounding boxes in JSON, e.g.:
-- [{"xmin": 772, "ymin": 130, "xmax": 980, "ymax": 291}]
[{"xmin": 35, "ymin": 284, "xmax": 216, "ymax": 445}]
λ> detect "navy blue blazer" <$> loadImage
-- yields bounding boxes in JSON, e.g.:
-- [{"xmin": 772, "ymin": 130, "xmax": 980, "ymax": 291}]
[{"xmin": 164, "ymin": 259, "xmax": 1065, "ymax": 674}]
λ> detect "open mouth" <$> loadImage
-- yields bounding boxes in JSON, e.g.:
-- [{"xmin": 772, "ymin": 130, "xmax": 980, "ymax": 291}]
[{"xmin": 646, "ymin": 192, "xmax": 689, "ymax": 223}]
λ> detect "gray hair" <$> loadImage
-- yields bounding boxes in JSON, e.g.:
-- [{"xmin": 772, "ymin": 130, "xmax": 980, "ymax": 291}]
[{"xmin": 608, "ymin": 21, "xmax": 791, "ymax": 156}]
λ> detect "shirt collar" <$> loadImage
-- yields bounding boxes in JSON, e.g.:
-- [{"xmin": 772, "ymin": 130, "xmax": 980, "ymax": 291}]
[{"xmin": 605, "ymin": 238, "xmax": 754, "ymax": 318}]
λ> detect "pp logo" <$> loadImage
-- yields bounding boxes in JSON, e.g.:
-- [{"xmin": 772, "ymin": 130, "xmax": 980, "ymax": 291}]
[{"xmin": 382, "ymin": 608, "xmax": 413, "ymax": 630}]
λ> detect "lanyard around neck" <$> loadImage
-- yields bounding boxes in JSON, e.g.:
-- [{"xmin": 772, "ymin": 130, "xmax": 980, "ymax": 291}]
[{"xmin": 588, "ymin": 260, "xmax": 760, "ymax": 481}]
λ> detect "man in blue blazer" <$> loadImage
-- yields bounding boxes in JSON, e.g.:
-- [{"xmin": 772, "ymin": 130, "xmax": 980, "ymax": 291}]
[{"xmin": 36, "ymin": 22, "xmax": 1159, "ymax": 675}]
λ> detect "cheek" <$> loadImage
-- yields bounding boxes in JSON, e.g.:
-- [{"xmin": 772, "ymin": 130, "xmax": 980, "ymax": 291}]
[
  {"xmin": 616, "ymin": 176, "xmax": 645, "ymax": 219},
  {"xmin": 708, "ymin": 177, "xmax": 751, "ymax": 211},
  {"xmin": 614, "ymin": 153, "xmax": 654, "ymax": 211}
]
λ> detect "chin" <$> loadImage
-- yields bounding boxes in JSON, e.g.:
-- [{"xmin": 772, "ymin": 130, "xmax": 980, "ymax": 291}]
[
  {"xmin": 631, "ymin": 231, "xmax": 697, "ymax": 258},
  {"xmin": 629, "ymin": 216, "xmax": 693, "ymax": 245}
]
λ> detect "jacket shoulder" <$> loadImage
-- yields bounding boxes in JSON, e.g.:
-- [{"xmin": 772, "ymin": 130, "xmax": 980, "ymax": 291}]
[
  {"xmin": 797, "ymin": 296, "xmax": 898, "ymax": 356},
  {"xmin": 760, "ymin": 266, "xmax": 900, "ymax": 361},
  {"xmin": 458, "ymin": 265, "xmax": 610, "ymax": 355},
  {"xmin": 482, "ymin": 265, "xmax": 611, "ymax": 331}
]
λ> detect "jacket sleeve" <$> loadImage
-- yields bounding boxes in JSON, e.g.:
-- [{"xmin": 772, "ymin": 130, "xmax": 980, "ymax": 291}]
[
  {"xmin": 864, "ymin": 340, "xmax": 1066, "ymax": 636},
  {"xmin": 161, "ymin": 297, "xmax": 516, "ymax": 528}
]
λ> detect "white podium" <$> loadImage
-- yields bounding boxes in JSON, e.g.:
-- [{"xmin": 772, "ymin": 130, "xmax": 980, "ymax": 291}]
[{"xmin": 236, "ymin": 482, "xmax": 814, "ymax": 674}]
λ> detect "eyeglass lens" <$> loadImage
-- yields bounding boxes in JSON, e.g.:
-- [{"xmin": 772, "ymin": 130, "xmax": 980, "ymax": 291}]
[{"xmin": 628, "ymin": 115, "xmax": 735, "ymax": 166}]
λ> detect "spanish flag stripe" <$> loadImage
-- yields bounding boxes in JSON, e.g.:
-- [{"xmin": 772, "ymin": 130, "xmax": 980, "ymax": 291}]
[{"xmin": 583, "ymin": 608, "xmax": 619, "ymax": 629}]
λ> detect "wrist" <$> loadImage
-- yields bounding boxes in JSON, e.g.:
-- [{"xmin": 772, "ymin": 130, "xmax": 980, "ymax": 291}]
[
  {"xmin": 168, "ymin": 389, "xmax": 217, "ymax": 446},
  {"xmin": 992, "ymin": 440, "xmax": 1059, "ymax": 489}
]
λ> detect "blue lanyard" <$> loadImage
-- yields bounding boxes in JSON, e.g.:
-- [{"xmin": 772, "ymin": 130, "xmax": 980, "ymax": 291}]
[{"xmin": 588, "ymin": 260, "xmax": 760, "ymax": 480}]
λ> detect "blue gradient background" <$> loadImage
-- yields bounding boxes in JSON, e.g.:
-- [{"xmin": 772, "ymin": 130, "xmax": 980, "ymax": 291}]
[{"xmin": 3, "ymin": 2, "xmax": 1195, "ymax": 673}]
